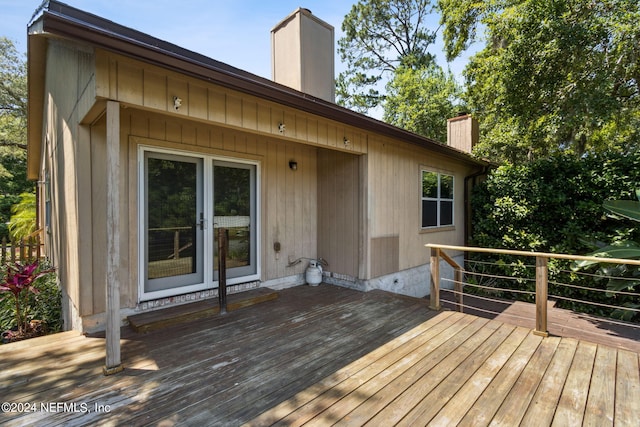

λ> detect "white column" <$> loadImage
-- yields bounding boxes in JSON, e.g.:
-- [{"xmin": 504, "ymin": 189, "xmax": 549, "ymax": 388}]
[{"xmin": 104, "ymin": 100, "xmax": 123, "ymax": 375}]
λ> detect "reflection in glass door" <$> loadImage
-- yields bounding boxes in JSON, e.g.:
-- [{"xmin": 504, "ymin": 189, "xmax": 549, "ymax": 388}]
[
  {"xmin": 213, "ymin": 162, "xmax": 257, "ymax": 280},
  {"xmin": 144, "ymin": 152, "xmax": 203, "ymax": 293}
]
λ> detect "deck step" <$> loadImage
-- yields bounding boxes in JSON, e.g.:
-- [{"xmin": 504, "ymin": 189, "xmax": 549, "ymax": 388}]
[{"xmin": 128, "ymin": 288, "xmax": 279, "ymax": 333}]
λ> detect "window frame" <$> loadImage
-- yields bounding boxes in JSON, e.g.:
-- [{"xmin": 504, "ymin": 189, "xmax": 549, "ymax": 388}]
[
  {"xmin": 137, "ymin": 144, "xmax": 261, "ymax": 302},
  {"xmin": 421, "ymin": 169, "xmax": 455, "ymax": 229}
]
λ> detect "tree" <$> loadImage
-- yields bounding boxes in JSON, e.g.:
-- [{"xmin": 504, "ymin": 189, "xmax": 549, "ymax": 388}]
[
  {"xmin": 9, "ymin": 192, "xmax": 36, "ymax": 241},
  {"xmin": 1, "ymin": 37, "xmax": 27, "ymax": 148},
  {"xmin": 439, "ymin": 0, "xmax": 640, "ymax": 163},
  {"xmin": 337, "ymin": 0, "xmax": 462, "ymax": 142},
  {"xmin": 0, "ymin": 38, "xmax": 33, "ymax": 241},
  {"xmin": 383, "ymin": 64, "xmax": 462, "ymax": 142},
  {"xmin": 337, "ymin": 0, "xmax": 439, "ymax": 112},
  {"xmin": 469, "ymin": 151, "xmax": 640, "ymax": 319}
]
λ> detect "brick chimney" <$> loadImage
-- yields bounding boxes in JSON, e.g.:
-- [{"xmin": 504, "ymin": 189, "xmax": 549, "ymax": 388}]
[
  {"xmin": 271, "ymin": 8, "xmax": 335, "ymax": 102},
  {"xmin": 447, "ymin": 114, "xmax": 479, "ymax": 154}
]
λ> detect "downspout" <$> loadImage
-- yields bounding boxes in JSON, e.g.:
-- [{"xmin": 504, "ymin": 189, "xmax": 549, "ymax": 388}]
[{"xmin": 464, "ymin": 165, "xmax": 489, "ymax": 247}]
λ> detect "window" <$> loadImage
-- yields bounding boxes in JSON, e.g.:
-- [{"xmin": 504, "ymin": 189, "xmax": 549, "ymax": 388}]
[{"xmin": 421, "ymin": 170, "xmax": 454, "ymax": 228}]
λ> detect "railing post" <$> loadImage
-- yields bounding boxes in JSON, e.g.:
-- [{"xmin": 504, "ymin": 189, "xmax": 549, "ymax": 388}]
[
  {"xmin": 454, "ymin": 268, "xmax": 464, "ymax": 313},
  {"xmin": 218, "ymin": 227, "xmax": 228, "ymax": 314},
  {"xmin": 430, "ymin": 247, "xmax": 441, "ymax": 310},
  {"xmin": 173, "ymin": 231, "xmax": 180, "ymax": 260},
  {"xmin": 534, "ymin": 256, "xmax": 549, "ymax": 337}
]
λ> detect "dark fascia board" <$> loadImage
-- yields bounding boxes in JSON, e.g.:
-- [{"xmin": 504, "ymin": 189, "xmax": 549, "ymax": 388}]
[
  {"xmin": 31, "ymin": 0, "xmax": 486, "ymax": 167},
  {"xmin": 26, "ymin": 32, "xmax": 47, "ymax": 180}
]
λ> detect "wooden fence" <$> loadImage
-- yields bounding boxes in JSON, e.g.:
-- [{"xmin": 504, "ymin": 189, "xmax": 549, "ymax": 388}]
[{"xmin": 1, "ymin": 235, "xmax": 45, "ymax": 264}]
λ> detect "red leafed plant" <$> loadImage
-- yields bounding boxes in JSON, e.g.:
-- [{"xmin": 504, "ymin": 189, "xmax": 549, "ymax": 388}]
[{"xmin": 0, "ymin": 261, "xmax": 55, "ymax": 335}]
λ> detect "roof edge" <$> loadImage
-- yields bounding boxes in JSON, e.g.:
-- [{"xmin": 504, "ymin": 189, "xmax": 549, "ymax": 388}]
[{"xmin": 30, "ymin": 0, "xmax": 487, "ymax": 167}]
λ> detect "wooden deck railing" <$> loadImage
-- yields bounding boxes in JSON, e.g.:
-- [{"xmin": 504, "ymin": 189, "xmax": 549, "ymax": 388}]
[
  {"xmin": 427, "ymin": 244, "xmax": 640, "ymax": 337},
  {"xmin": 1, "ymin": 232, "xmax": 45, "ymax": 264}
]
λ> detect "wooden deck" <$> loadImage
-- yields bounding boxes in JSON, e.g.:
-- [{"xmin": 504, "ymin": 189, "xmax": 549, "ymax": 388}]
[{"xmin": 1, "ymin": 285, "xmax": 638, "ymax": 426}]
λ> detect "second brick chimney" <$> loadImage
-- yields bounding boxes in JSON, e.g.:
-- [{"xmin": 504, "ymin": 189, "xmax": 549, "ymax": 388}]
[{"xmin": 447, "ymin": 114, "xmax": 479, "ymax": 154}]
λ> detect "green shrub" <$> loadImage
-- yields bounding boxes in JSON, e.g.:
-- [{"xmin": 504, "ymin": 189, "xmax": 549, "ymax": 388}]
[
  {"xmin": 469, "ymin": 151, "xmax": 640, "ymax": 320},
  {"xmin": 23, "ymin": 262, "xmax": 62, "ymax": 333},
  {"xmin": 0, "ymin": 261, "xmax": 61, "ymax": 335}
]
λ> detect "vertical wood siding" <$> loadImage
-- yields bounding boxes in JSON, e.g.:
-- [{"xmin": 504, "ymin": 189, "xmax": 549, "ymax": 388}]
[
  {"xmin": 367, "ymin": 136, "xmax": 476, "ymax": 277},
  {"xmin": 95, "ymin": 50, "xmax": 366, "ymax": 155},
  {"xmin": 317, "ymin": 150, "xmax": 360, "ymax": 277},
  {"xmin": 41, "ymin": 43, "xmax": 480, "ymax": 324},
  {"xmin": 115, "ymin": 109, "xmax": 318, "ymax": 305},
  {"xmin": 42, "ymin": 40, "xmax": 97, "ymax": 321}
]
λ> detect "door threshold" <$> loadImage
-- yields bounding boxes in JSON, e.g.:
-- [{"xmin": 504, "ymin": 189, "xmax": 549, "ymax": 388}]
[{"xmin": 128, "ymin": 288, "xmax": 278, "ymax": 333}]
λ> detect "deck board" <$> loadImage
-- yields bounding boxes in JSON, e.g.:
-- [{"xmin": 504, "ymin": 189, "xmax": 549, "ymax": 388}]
[
  {"xmin": 552, "ymin": 341, "xmax": 598, "ymax": 426},
  {"xmin": 428, "ymin": 326, "xmax": 531, "ymax": 426},
  {"xmin": 396, "ymin": 322, "xmax": 518, "ymax": 426},
  {"xmin": 490, "ymin": 336, "xmax": 561, "ymax": 426},
  {"xmin": 351, "ymin": 317, "xmax": 491, "ymax": 426},
  {"xmin": 252, "ymin": 311, "xmax": 464, "ymax": 427},
  {"xmin": 520, "ymin": 338, "xmax": 578, "ymax": 426},
  {"xmin": 324, "ymin": 316, "xmax": 488, "ymax": 426},
  {"xmin": 0, "ymin": 284, "xmax": 638, "ymax": 426},
  {"xmin": 584, "ymin": 345, "xmax": 617, "ymax": 426},
  {"xmin": 615, "ymin": 350, "xmax": 640, "ymax": 427},
  {"xmin": 458, "ymin": 332, "xmax": 544, "ymax": 426}
]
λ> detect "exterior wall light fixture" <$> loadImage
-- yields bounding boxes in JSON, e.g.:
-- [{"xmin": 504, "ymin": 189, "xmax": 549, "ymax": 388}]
[
  {"xmin": 173, "ymin": 96, "xmax": 182, "ymax": 110},
  {"xmin": 289, "ymin": 160, "xmax": 298, "ymax": 170}
]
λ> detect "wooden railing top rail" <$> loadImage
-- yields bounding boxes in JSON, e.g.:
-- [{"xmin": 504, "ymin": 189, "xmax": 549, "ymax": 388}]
[{"xmin": 425, "ymin": 243, "xmax": 640, "ymax": 266}]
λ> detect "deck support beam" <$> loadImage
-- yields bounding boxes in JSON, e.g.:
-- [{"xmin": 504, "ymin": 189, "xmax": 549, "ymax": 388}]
[{"xmin": 104, "ymin": 100, "xmax": 123, "ymax": 375}]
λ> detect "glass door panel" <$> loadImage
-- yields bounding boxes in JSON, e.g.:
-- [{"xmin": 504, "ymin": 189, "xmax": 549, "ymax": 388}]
[
  {"xmin": 213, "ymin": 162, "xmax": 256, "ymax": 280},
  {"xmin": 144, "ymin": 152, "xmax": 203, "ymax": 292}
]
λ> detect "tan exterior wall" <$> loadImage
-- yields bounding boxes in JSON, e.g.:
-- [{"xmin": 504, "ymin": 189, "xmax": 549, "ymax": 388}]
[
  {"xmin": 38, "ymin": 44, "xmax": 480, "ymax": 329},
  {"xmin": 81, "ymin": 108, "xmax": 319, "ymax": 322},
  {"xmin": 40, "ymin": 39, "xmax": 97, "ymax": 329},
  {"xmin": 94, "ymin": 51, "xmax": 362, "ymax": 154},
  {"xmin": 317, "ymin": 150, "xmax": 360, "ymax": 278},
  {"xmin": 366, "ymin": 136, "xmax": 476, "ymax": 279}
]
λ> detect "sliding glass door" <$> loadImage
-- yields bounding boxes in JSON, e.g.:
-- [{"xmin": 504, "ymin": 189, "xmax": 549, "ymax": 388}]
[
  {"xmin": 213, "ymin": 161, "xmax": 257, "ymax": 280},
  {"xmin": 139, "ymin": 147, "xmax": 259, "ymax": 301},
  {"xmin": 143, "ymin": 152, "xmax": 204, "ymax": 293}
]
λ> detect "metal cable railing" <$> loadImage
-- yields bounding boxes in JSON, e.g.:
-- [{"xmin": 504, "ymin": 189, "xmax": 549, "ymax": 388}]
[{"xmin": 427, "ymin": 244, "xmax": 640, "ymax": 337}]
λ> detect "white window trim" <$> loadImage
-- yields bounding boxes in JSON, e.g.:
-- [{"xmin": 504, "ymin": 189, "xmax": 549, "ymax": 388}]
[{"xmin": 421, "ymin": 169, "xmax": 455, "ymax": 229}]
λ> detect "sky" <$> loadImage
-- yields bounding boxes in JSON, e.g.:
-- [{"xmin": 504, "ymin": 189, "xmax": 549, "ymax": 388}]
[{"xmin": 1, "ymin": 0, "xmax": 472, "ymax": 85}]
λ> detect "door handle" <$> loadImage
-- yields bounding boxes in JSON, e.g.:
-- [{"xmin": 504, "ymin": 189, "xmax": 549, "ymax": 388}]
[{"xmin": 198, "ymin": 213, "xmax": 206, "ymax": 230}]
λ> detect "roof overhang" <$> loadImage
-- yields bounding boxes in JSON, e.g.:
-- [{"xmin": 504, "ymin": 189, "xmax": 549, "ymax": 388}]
[
  {"xmin": 26, "ymin": 18, "xmax": 47, "ymax": 180},
  {"xmin": 26, "ymin": 0, "xmax": 487, "ymax": 180}
]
